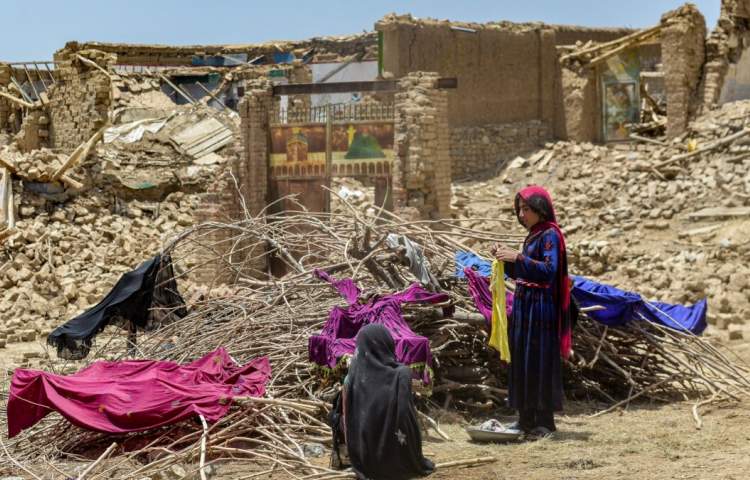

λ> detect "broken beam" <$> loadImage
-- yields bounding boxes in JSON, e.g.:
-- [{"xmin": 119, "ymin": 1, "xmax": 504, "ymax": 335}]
[
  {"xmin": 656, "ymin": 127, "xmax": 750, "ymax": 169},
  {"xmin": 0, "ymin": 228, "xmax": 16, "ymax": 243},
  {"xmin": 76, "ymin": 54, "xmax": 113, "ymax": 79},
  {"xmin": 561, "ymin": 24, "xmax": 662, "ymax": 62},
  {"xmin": 272, "ymin": 78, "xmax": 458, "ymax": 96},
  {"xmin": 60, "ymin": 175, "xmax": 84, "ymax": 190},
  {"xmin": 587, "ymin": 29, "xmax": 662, "ymax": 67},
  {"xmin": 0, "ymin": 155, "xmax": 17, "ymax": 173},
  {"xmin": 52, "ymin": 127, "xmax": 105, "ymax": 180},
  {"xmin": 0, "ymin": 90, "xmax": 36, "ymax": 109},
  {"xmin": 195, "ymin": 82, "xmax": 227, "ymax": 110}
]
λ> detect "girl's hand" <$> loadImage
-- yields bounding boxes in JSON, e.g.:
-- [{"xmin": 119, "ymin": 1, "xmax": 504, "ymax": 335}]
[{"xmin": 494, "ymin": 244, "xmax": 519, "ymax": 263}]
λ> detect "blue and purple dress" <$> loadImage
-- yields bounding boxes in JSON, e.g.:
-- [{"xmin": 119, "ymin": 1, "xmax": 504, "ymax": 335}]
[{"xmin": 506, "ymin": 226, "xmax": 564, "ymax": 413}]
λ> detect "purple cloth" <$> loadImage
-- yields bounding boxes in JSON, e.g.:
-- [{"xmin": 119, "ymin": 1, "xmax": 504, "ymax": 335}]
[
  {"xmin": 310, "ymin": 270, "xmax": 449, "ymax": 383},
  {"xmin": 464, "ymin": 267, "xmax": 514, "ymax": 330}
]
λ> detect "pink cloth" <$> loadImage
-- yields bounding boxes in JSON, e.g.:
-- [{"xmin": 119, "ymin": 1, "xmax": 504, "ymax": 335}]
[{"xmin": 8, "ymin": 348, "xmax": 270, "ymax": 438}]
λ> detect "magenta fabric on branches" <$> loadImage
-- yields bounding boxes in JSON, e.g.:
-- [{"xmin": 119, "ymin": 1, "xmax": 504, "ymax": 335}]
[
  {"xmin": 8, "ymin": 348, "xmax": 270, "ymax": 438},
  {"xmin": 309, "ymin": 270, "xmax": 449, "ymax": 383},
  {"xmin": 464, "ymin": 267, "xmax": 514, "ymax": 329}
]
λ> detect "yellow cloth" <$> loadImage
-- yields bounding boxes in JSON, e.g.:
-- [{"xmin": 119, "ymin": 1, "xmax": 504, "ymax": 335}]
[{"xmin": 489, "ymin": 260, "xmax": 511, "ymax": 362}]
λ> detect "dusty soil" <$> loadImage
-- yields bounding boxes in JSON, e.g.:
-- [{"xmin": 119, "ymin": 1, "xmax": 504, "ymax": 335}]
[{"xmin": 210, "ymin": 396, "xmax": 750, "ymax": 480}]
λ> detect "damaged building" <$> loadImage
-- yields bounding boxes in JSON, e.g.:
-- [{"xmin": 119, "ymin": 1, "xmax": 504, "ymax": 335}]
[{"xmin": 3, "ymin": 1, "xmax": 750, "ymax": 325}]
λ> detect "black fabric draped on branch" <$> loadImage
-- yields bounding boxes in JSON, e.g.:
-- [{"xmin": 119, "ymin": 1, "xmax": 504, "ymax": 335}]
[{"xmin": 47, "ymin": 254, "xmax": 187, "ymax": 359}]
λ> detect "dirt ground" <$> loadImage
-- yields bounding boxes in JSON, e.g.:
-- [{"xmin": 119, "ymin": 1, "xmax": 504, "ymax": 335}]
[
  {"xmin": 4, "ymin": 334, "xmax": 750, "ymax": 480},
  {"xmin": 212, "ymin": 397, "xmax": 750, "ymax": 480}
]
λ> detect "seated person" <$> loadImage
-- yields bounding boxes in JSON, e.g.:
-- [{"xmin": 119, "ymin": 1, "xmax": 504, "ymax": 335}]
[{"xmin": 330, "ymin": 324, "xmax": 434, "ymax": 480}]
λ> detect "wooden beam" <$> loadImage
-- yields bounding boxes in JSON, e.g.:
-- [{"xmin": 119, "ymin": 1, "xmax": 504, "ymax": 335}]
[
  {"xmin": 1, "ymin": 167, "xmax": 14, "ymax": 230},
  {"xmin": 60, "ymin": 174, "xmax": 84, "ymax": 190},
  {"xmin": 9, "ymin": 76, "xmax": 33, "ymax": 103},
  {"xmin": 156, "ymin": 72, "xmax": 196, "ymax": 104},
  {"xmin": 75, "ymin": 54, "xmax": 113, "ymax": 79},
  {"xmin": 0, "ymin": 154, "xmax": 17, "ymax": 173},
  {"xmin": 0, "ymin": 228, "xmax": 16, "ymax": 243},
  {"xmin": 272, "ymin": 78, "xmax": 458, "ymax": 96},
  {"xmin": 52, "ymin": 127, "xmax": 105, "ymax": 180},
  {"xmin": 561, "ymin": 24, "xmax": 662, "ymax": 62},
  {"xmin": 195, "ymin": 82, "xmax": 227, "ymax": 109},
  {"xmin": 0, "ymin": 90, "xmax": 39, "ymax": 109},
  {"xmin": 22, "ymin": 65, "xmax": 40, "ymax": 100},
  {"xmin": 33, "ymin": 63, "xmax": 49, "ymax": 90},
  {"xmin": 587, "ymin": 29, "xmax": 662, "ymax": 67},
  {"xmin": 656, "ymin": 128, "xmax": 750, "ymax": 169}
]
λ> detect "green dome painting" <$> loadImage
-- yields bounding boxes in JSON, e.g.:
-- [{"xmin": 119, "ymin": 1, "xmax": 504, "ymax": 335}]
[{"xmin": 345, "ymin": 132, "xmax": 386, "ymax": 160}]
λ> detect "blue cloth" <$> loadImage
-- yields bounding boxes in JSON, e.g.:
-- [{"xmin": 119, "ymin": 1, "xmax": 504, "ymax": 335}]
[
  {"xmin": 455, "ymin": 251, "xmax": 708, "ymax": 335},
  {"xmin": 505, "ymin": 229, "xmax": 564, "ymax": 412},
  {"xmin": 571, "ymin": 276, "xmax": 707, "ymax": 335},
  {"xmin": 454, "ymin": 251, "xmax": 492, "ymax": 278},
  {"xmin": 273, "ymin": 52, "xmax": 296, "ymax": 64}
]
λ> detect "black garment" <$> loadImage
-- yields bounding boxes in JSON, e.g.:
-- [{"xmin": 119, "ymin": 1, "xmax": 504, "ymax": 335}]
[
  {"xmin": 47, "ymin": 254, "xmax": 187, "ymax": 359},
  {"xmin": 341, "ymin": 324, "xmax": 434, "ymax": 480},
  {"xmin": 518, "ymin": 409, "xmax": 556, "ymax": 432}
]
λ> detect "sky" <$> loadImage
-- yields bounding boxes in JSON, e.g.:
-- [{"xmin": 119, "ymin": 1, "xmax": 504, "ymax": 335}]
[{"xmin": 0, "ymin": 0, "xmax": 721, "ymax": 62}]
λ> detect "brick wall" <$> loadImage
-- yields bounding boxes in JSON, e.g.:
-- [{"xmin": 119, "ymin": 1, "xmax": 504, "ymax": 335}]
[
  {"xmin": 661, "ymin": 4, "xmax": 707, "ymax": 138},
  {"xmin": 449, "ymin": 120, "xmax": 550, "ymax": 178},
  {"xmin": 0, "ymin": 64, "xmax": 13, "ymax": 133},
  {"xmin": 702, "ymin": 0, "xmax": 750, "ymax": 110},
  {"xmin": 192, "ymin": 79, "xmax": 273, "ymax": 284},
  {"xmin": 238, "ymin": 79, "xmax": 273, "ymax": 216},
  {"xmin": 16, "ymin": 111, "xmax": 50, "ymax": 152},
  {"xmin": 393, "ymin": 72, "xmax": 451, "ymax": 219},
  {"xmin": 48, "ymin": 50, "xmax": 113, "ymax": 150}
]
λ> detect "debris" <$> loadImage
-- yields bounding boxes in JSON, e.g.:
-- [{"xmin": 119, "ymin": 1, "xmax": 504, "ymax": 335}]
[
  {"xmin": 170, "ymin": 117, "xmax": 233, "ymax": 159},
  {"xmin": 687, "ymin": 207, "xmax": 750, "ymax": 221}
]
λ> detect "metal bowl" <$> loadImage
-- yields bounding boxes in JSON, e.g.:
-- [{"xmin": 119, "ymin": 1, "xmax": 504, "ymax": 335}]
[{"xmin": 465, "ymin": 426, "xmax": 522, "ymax": 443}]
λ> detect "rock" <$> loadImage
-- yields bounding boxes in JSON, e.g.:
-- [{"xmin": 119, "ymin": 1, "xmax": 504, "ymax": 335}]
[
  {"xmin": 644, "ymin": 221, "xmax": 670, "ymax": 230},
  {"xmin": 19, "ymin": 330, "xmax": 37, "ymax": 342},
  {"xmin": 729, "ymin": 330, "xmax": 744, "ymax": 341},
  {"xmin": 508, "ymin": 156, "xmax": 527, "ymax": 169}
]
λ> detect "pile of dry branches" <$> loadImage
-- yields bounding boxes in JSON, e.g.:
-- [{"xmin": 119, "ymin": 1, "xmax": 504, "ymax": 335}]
[{"xmin": 2, "ymin": 195, "xmax": 748, "ymax": 477}]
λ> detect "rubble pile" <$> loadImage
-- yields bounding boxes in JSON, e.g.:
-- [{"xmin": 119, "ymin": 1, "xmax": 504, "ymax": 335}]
[
  {"xmin": 0, "ymin": 189, "xmax": 206, "ymax": 344},
  {"xmin": 0, "ymin": 146, "xmax": 65, "ymax": 182},
  {"xmin": 453, "ymin": 100, "xmax": 750, "ymax": 335},
  {"xmin": 0, "ymin": 102, "xmax": 237, "ymax": 350}
]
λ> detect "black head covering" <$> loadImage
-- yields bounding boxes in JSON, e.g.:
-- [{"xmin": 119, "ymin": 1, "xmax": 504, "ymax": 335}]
[{"xmin": 344, "ymin": 324, "xmax": 434, "ymax": 480}]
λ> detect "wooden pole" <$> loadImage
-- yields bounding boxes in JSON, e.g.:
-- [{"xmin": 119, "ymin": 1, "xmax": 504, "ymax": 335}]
[
  {"xmin": 52, "ymin": 127, "xmax": 105, "ymax": 180},
  {"xmin": 0, "ymin": 90, "xmax": 36, "ymax": 109},
  {"xmin": 561, "ymin": 24, "xmax": 662, "ymax": 62},
  {"xmin": 155, "ymin": 71, "xmax": 196, "ymax": 104},
  {"xmin": 656, "ymin": 128, "xmax": 750, "ymax": 169},
  {"xmin": 195, "ymin": 81, "xmax": 227, "ymax": 109},
  {"xmin": 587, "ymin": 29, "xmax": 662, "ymax": 67},
  {"xmin": 77, "ymin": 442, "xmax": 117, "ymax": 480}
]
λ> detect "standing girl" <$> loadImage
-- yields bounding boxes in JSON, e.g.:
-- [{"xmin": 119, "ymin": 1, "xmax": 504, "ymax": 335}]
[{"xmin": 491, "ymin": 185, "xmax": 572, "ymax": 437}]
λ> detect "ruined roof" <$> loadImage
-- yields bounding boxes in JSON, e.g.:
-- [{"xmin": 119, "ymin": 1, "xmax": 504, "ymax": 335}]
[
  {"xmin": 65, "ymin": 33, "xmax": 377, "ymax": 56},
  {"xmin": 375, "ymin": 12, "xmax": 635, "ymax": 36}
]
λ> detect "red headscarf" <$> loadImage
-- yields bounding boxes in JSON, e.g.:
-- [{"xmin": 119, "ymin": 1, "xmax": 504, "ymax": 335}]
[{"xmin": 515, "ymin": 185, "xmax": 572, "ymax": 359}]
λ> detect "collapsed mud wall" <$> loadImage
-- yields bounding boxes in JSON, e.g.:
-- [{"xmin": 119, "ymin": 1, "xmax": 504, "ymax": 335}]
[
  {"xmin": 661, "ymin": 4, "xmax": 706, "ymax": 138},
  {"xmin": 48, "ymin": 48, "xmax": 114, "ymax": 149},
  {"xmin": 702, "ymin": 0, "xmax": 750, "ymax": 109}
]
